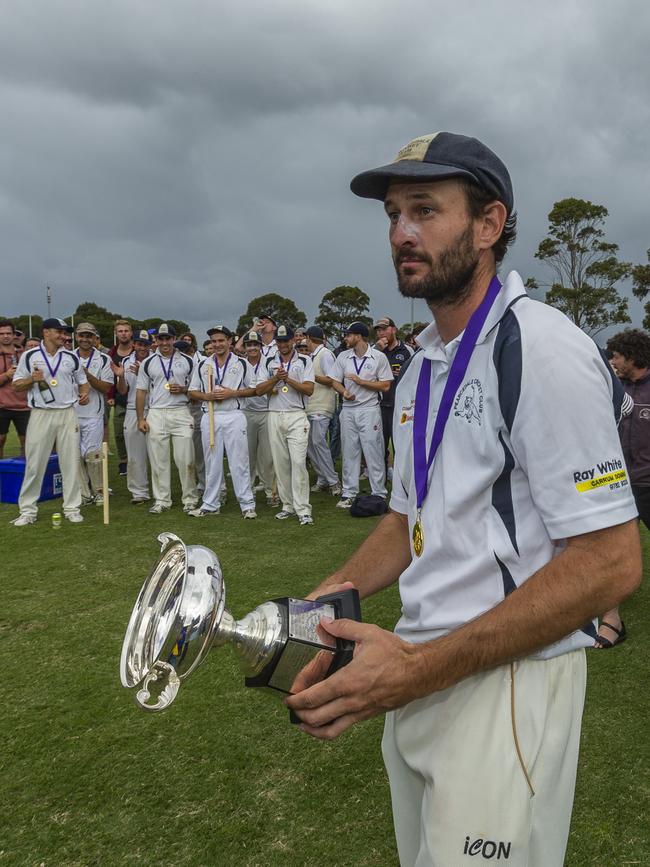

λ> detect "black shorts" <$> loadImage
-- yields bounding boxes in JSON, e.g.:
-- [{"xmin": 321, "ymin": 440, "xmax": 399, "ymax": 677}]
[{"xmin": 0, "ymin": 408, "xmax": 30, "ymax": 436}]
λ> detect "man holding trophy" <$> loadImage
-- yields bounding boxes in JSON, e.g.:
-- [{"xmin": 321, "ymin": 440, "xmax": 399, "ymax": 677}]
[{"xmin": 283, "ymin": 132, "xmax": 642, "ymax": 867}]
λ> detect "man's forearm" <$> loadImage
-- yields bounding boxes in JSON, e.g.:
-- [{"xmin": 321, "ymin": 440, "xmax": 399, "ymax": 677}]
[
  {"xmin": 357, "ymin": 379, "xmax": 392, "ymax": 393},
  {"xmin": 135, "ymin": 390, "xmax": 146, "ymax": 420},
  {"xmin": 287, "ymin": 379, "xmax": 314, "ymax": 396},
  {"xmin": 12, "ymin": 377, "xmax": 33, "ymax": 393},
  {"xmin": 310, "ymin": 510, "xmax": 412, "ymax": 600},
  {"xmin": 411, "ymin": 519, "xmax": 642, "ymax": 697}
]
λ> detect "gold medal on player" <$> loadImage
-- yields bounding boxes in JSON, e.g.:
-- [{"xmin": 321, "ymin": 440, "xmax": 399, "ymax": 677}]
[
  {"xmin": 50, "ymin": 379, "xmax": 58, "ymax": 387},
  {"xmin": 164, "ymin": 382, "xmax": 171, "ymax": 390},
  {"xmin": 412, "ymin": 511, "xmax": 424, "ymax": 557},
  {"xmin": 281, "ymin": 385, "xmax": 289, "ymax": 393}
]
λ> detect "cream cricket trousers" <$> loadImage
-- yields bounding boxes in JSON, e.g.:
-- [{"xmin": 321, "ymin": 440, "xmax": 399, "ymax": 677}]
[
  {"xmin": 381, "ymin": 650, "xmax": 587, "ymax": 867},
  {"xmin": 307, "ymin": 415, "xmax": 339, "ymax": 487},
  {"xmin": 77, "ymin": 416, "xmax": 104, "ymax": 498},
  {"xmin": 200, "ymin": 410, "xmax": 254, "ymax": 513},
  {"xmin": 18, "ymin": 407, "xmax": 82, "ymax": 517},
  {"xmin": 340, "ymin": 405, "xmax": 386, "ymax": 498},
  {"xmin": 267, "ymin": 410, "xmax": 311, "ymax": 517},
  {"xmin": 244, "ymin": 409, "xmax": 275, "ymax": 497},
  {"xmin": 146, "ymin": 406, "xmax": 198, "ymax": 508},
  {"xmin": 124, "ymin": 409, "xmax": 150, "ymax": 500}
]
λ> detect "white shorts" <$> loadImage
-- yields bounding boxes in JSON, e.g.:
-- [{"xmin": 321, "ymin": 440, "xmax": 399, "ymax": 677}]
[{"xmin": 381, "ymin": 650, "xmax": 586, "ymax": 867}]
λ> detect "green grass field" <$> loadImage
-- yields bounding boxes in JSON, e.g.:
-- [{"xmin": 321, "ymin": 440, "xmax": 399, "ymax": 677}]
[{"xmin": 1, "ymin": 429, "xmax": 648, "ymax": 866}]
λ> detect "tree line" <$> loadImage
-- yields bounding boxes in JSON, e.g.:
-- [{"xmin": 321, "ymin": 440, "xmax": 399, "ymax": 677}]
[{"xmin": 4, "ymin": 198, "xmax": 650, "ymax": 344}]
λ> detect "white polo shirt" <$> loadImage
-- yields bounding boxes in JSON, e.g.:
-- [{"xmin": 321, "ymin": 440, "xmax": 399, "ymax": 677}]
[
  {"xmin": 263, "ymin": 351, "xmax": 314, "ymax": 412},
  {"xmin": 189, "ymin": 353, "xmax": 252, "ymax": 412},
  {"xmin": 15, "ymin": 344, "xmax": 87, "ymax": 409},
  {"xmin": 333, "ymin": 346, "xmax": 393, "ymax": 409},
  {"xmin": 136, "ymin": 351, "xmax": 194, "ymax": 408},
  {"xmin": 261, "ymin": 339, "xmax": 278, "ymax": 360},
  {"xmin": 244, "ymin": 358, "xmax": 269, "ymax": 412},
  {"xmin": 122, "ymin": 352, "xmax": 151, "ymax": 411},
  {"xmin": 74, "ymin": 349, "xmax": 114, "ymax": 418},
  {"xmin": 390, "ymin": 270, "xmax": 637, "ymax": 659}
]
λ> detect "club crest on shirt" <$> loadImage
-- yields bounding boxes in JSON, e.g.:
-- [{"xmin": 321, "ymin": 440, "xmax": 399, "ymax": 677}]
[{"xmin": 454, "ymin": 378, "xmax": 483, "ymax": 425}]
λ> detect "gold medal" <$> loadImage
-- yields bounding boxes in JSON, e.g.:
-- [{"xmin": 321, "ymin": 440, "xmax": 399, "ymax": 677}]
[
  {"xmin": 281, "ymin": 385, "xmax": 289, "ymax": 393},
  {"xmin": 164, "ymin": 383, "xmax": 171, "ymax": 390},
  {"xmin": 412, "ymin": 511, "xmax": 424, "ymax": 557},
  {"xmin": 50, "ymin": 379, "xmax": 58, "ymax": 387}
]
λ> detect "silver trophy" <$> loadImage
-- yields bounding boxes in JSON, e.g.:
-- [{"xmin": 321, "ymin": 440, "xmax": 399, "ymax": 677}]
[{"xmin": 120, "ymin": 533, "xmax": 361, "ymax": 713}]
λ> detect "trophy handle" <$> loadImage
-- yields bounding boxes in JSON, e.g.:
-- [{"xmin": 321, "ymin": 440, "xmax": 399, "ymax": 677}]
[
  {"xmin": 157, "ymin": 531, "xmax": 181, "ymax": 552},
  {"xmin": 134, "ymin": 661, "xmax": 181, "ymax": 712}
]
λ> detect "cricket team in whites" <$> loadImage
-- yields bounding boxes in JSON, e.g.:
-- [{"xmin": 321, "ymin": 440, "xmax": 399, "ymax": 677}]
[{"xmin": 8, "ymin": 311, "xmax": 413, "ymax": 526}]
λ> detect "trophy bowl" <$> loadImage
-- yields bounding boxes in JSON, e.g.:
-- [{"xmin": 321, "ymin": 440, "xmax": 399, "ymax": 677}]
[{"xmin": 121, "ymin": 533, "xmax": 361, "ymax": 714}]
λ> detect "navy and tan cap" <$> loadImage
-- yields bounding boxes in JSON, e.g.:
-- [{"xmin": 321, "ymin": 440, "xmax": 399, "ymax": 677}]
[
  {"xmin": 155, "ymin": 323, "xmax": 176, "ymax": 337},
  {"xmin": 345, "ymin": 321, "xmax": 370, "ymax": 337},
  {"xmin": 242, "ymin": 329, "xmax": 262, "ymax": 344},
  {"xmin": 134, "ymin": 329, "xmax": 152, "ymax": 344},
  {"xmin": 207, "ymin": 324, "xmax": 233, "ymax": 338},
  {"xmin": 42, "ymin": 317, "xmax": 74, "ymax": 332},
  {"xmin": 276, "ymin": 325, "xmax": 294, "ymax": 340},
  {"xmin": 350, "ymin": 132, "xmax": 513, "ymax": 214}
]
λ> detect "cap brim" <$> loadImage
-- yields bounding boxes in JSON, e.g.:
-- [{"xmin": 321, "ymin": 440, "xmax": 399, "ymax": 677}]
[{"xmin": 350, "ymin": 161, "xmax": 479, "ymax": 200}]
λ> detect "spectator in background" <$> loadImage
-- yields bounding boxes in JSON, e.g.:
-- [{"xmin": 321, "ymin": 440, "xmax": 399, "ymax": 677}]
[
  {"xmin": 373, "ymin": 317, "xmax": 413, "ymax": 476},
  {"xmin": 108, "ymin": 320, "xmax": 133, "ymax": 475},
  {"xmin": 179, "ymin": 331, "xmax": 205, "ymax": 492},
  {"xmin": 25, "ymin": 337, "xmax": 40, "ymax": 349},
  {"xmin": 0, "ymin": 319, "xmax": 29, "ymax": 458},
  {"xmin": 13, "ymin": 330, "xmax": 25, "ymax": 351},
  {"xmin": 202, "ymin": 339, "xmax": 214, "ymax": 357},
  {"xmin": 597, "ymin": 328, "xmax": 650, "ymax": 648}
]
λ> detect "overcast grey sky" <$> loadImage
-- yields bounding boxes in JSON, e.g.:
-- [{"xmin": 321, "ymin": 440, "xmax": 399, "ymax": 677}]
[{"xmin": 1, "ymin": 0, "xmax": 649, "ymax": 339}]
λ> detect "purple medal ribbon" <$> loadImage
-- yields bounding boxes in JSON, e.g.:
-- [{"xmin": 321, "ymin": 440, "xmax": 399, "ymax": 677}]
[
  {"xmin": 40, "ymin": 343, "xmax": 63, "ymax": 382},
  {"xmin": 413, "ymin": 276, "xmax": 502, "ymax": 511},
  {"xmin": 280, "ymin": 350, "xmax": 295, "ymax": 377},
  {"xmin": 158, "ymin": 351, "xmax": 174, "ymax": 383},
  {"xmin": 214, "ymin": 352, "xmax": 232, "ymax": 387},
  {"xmin": 352, "ymin": 355, "xmax": 367, "ymax": 376},
  {"xmin": 78, "ymin": 348, "xmax": 95, "ymax": 369}
]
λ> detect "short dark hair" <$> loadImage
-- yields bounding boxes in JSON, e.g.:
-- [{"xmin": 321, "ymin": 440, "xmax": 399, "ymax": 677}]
[
  {"xmin": 0, "ymin": 319, "xmax": 15, "ymax": 332},
  {"xmin": 606, "ymin": 329, "xmax": 650, "ymax": 369},
  {"xmin": 458, "ymin": 178, "xmax": 517, "ymax": 265}
]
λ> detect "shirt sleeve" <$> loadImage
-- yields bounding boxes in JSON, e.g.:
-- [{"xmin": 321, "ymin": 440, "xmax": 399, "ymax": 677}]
[
  {"xmin": 136, "ymin": 361, "xmax": 150, "ymax": 391},
  {"xmin": 389, "ymin": 423, "xmax": 409, "ymax": 514},
  {"xmin": 189, "ymin": 363, "xmax": 203, "ymax": 393},
  {"xmin": 75, "ymin": 364, "xmax": 88, "ymax": 386},
  {"xmin": 15, "ymin": 353, "xmax": 30, "ymax": 379},
  {"xmin": 332, "ymin": 355, "xmax": 346, "ymax": 383},
  {"xmin": 99, "ymin": 356, "xmax": 114, "ymax": 384},
  {"xmin": 509, "ymin": 319, "xmax": 637, "ymax": 539},
  {"xmin": 301, "ymin": 356, "xmax": 315, "ymax": 383},
  {"xmin": 375, "ymin": 352, "xmax": 394, "ymax": 381}
]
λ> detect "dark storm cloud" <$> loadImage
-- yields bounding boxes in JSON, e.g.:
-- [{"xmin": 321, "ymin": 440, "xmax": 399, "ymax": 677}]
[{"xmin": 1, "ymin": 0, "xmax": 649, "ymax": 336}]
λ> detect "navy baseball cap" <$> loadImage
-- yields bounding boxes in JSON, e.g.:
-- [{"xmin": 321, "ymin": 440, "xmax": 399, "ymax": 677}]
[
  {"xmin": 42, "ymin": 317, "xmax": 74, "ymax": 333},
  {"xmin": 350, "ymin": 132, "xmax": 513, "ymax": 214},
  {"xmin": 207, "ymin": 324, "xmax": 233, "ymax": 338},
  {"xmin": 242, "ymin": 329, "xmax": 262, "ymax": 344},
  {"xmin": 133, "ymin": 329, "xmax": 152, "ymax": 344},
  {"xmin": 155, "ymin": 323, "xmax": 176, "ymax": 337},
  {"xmin": 305, "ymin": 325, "xmax": 324, "ymax": 340},
  {"xmin": 275, "ymin": 325, "xmax": 294, "ymax": 341},
  {"xmin": 345, "ymin": 321, "xmax": 370, "ymax": 338}
]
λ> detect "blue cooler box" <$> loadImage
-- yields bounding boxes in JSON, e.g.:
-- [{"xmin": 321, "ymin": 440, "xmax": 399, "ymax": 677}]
[{"xmin": 0, "ymin": 455, "xmax": 63, "ymax": 504}]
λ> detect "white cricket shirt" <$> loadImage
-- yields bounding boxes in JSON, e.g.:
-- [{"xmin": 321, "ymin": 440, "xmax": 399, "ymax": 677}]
[
  {"xmin": 15, "ymin": 344, "xmax": 87, "ymax": 409},
  {"xmin": 244, "ymin": 358, "xmax": 269, "ymax": 412},
  {"xmin": 74, "ymin": 349, "xmax": 113, "ymax": 418},
  {"xmin": 333, "ymin": 346, "xmax": 393, "ymax": 409},
  {"xmin": 390, "ymin": 271, "xmax": 637, "ymax": 658},
  {"xmin": 122, "ymin": 352, "xmax": 151, "ymax": 411},
  {"xmin": 136, "ymin": 350, "xmax": 194, "ymax": 408},
  {"xmin": 189, "ymin": 353, "xmax": 252, "ymax": 412},
  {"xmin": 262, "ymin": 351, "xmax": 314, "ymax": 412}
]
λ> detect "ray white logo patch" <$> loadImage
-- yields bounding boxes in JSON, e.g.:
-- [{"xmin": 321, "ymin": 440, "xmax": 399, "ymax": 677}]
[
  {"xmin": 400, "ymin": 399, "xmax": 415, "ymax": 424},
  {"xmin": 574, "ymin": 459, "xmax": 628, "ymax": 492},
  {"xmin": 454, "ymin": 379, "xmax": 483, "ymax": 425}
]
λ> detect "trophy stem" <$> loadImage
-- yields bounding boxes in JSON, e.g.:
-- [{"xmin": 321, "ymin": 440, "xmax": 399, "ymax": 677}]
[{"xmin": 211, "ymin": 602, "xmax": 284, "ymax": 678}]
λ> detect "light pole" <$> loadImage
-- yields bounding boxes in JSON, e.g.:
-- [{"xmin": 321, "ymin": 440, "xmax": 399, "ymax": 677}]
[{"xmin": 46, "ymin": 285, "xmax": 52, "ymax": 318}]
